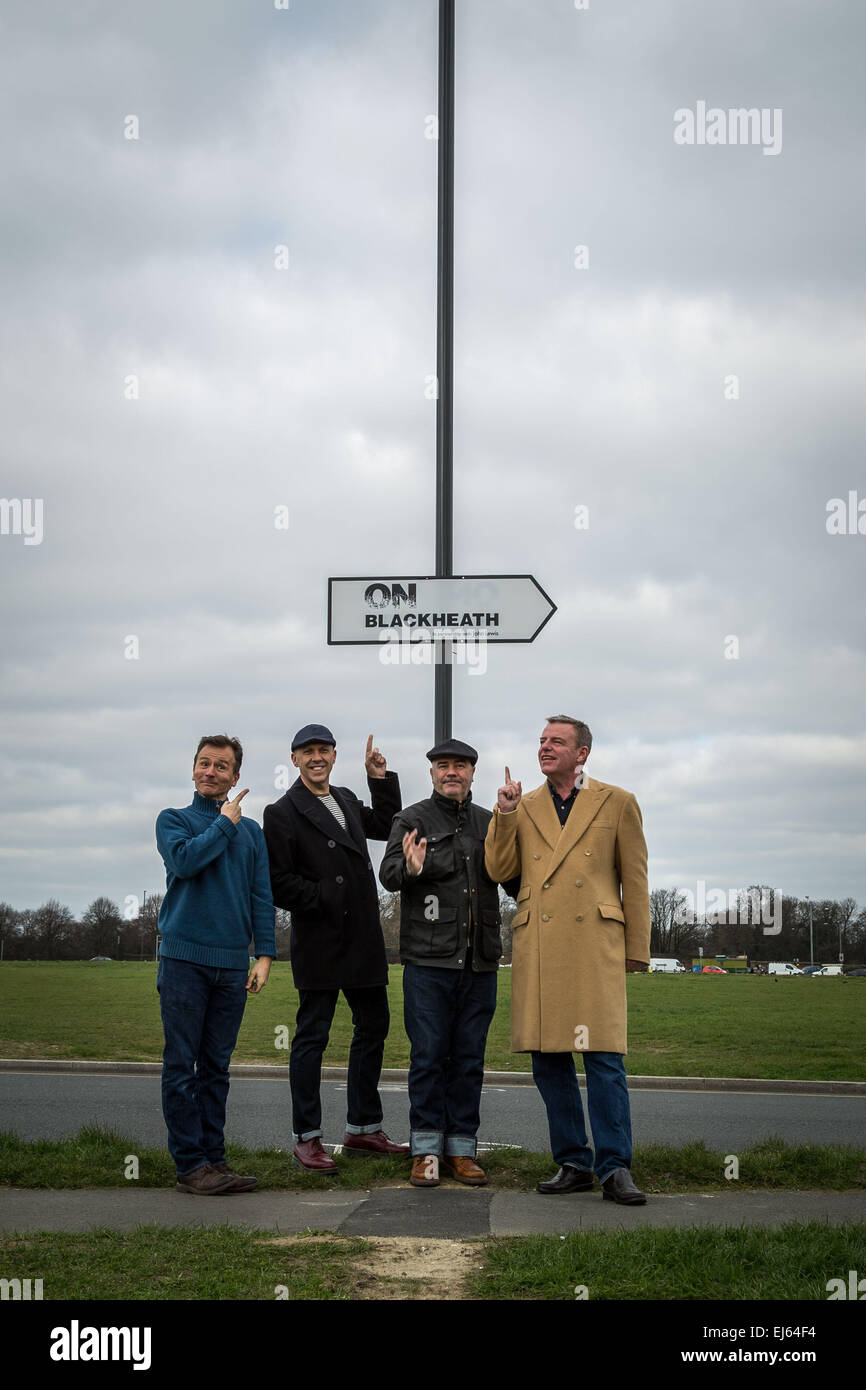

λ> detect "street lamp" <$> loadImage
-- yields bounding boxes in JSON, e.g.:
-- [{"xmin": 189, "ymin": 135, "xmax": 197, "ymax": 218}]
[{"xmin": 805, "ymin": 895, "xmax": 814, "ymax": 968}]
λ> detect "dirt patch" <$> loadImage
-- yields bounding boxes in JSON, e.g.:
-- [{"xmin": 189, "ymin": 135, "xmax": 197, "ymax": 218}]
[{"xmin": 260, "ymin": 1234, "xmax": 479, "ymax": 1300}]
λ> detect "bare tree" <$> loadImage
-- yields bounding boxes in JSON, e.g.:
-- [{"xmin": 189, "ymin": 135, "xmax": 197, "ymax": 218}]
[
  {"xmin": 81, "ymin": 897, "xmax": 122, "ymax": 958},
  {"xmin": 650, "ymin": 887, "xmax": 696, "ymax": 955}
]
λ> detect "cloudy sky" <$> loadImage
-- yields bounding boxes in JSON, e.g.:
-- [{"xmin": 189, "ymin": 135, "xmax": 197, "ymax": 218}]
[{"xmin": 1, "ymin": 0, "xmax": 864, "ymax": 918}]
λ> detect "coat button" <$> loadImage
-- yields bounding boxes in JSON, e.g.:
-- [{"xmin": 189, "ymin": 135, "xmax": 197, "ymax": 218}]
[
  {"xmin": 576, "ymin": 914, "xmax": 583, "ymax": 921},
  {"xmin": 533, "ymin": 854, "xmax": 541, "ymax": 860},
  {"xmin": 576, "ymin": 880, "xmax": 583, "ymax": 887},
  {"xmin": 542, "ymin": 914, "xmax": 550, "ymax": 922},
  {"xmin": 585, "ymin": 851, "xmax": 592, "ymax": 856},
  {"xmin": 542, "ymin": 882, "xmax": 550, "ymax": 889},
  {"xmin": 336, "ymin": 876, "xmax": 344, "ymax": 884},
  {"xmin": 367, "ymin": 862, "xmax": 372, "ymax": 869},
  {"xmin": 327, "ymin": 840, "xmax": 336, "ymax": 848}
]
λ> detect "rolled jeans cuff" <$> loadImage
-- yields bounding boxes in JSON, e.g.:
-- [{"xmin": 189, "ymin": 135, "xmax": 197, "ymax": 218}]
[
  {"xmin": 293, "ymin": 1129, "xmax": 322, "ymax": 1143},
  {"xmin": 444, "ymin": 1135, "xmax": 477, "ymax": 1158},
  {"xmin": 410, "ymin": 1130, "xmax": 444, "ymax": 1157},
  {"xmin": 345, "ymin": 1122, "xmax": 384, "ymax": 1136}
]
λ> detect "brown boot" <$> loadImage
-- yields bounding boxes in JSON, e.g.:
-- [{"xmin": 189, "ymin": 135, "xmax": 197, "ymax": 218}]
[
  {"xmin": 441, "ymin": 1155, "xmax": 488, "ymax": 1186},
  {"xmin": 410, "ymin": 1154, "xmax": 440, "ymax": 1187},
  {"xmin": 293, "ymin": 1138, "xmax": 337, "ymax": 1173},
  {"xmin": 175, "ymin": 1163, "xmax": 235, "ymax": 1196},
  {"xmin": 211, "ymin": 1162, "xmax": 258, "ymax": 1193}
]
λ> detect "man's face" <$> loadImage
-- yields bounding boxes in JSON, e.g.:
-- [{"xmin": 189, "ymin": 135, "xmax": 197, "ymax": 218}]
[
  {"xmin": 538, "ymin": 723, "xmax": 589, "ymax": 781},
  {"xmin": 192, "ymin": 744, "xmax": 239, "ymax": 801},
  {"xmin": 430, "ymin": 757, "xmax": 474, "ymax": 801},
  {"xmin": 292, "ymin": 741, "xmax": 337, "ymax": 791}
]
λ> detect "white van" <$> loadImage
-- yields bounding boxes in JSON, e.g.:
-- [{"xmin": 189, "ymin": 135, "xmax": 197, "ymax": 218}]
[
  {"xmin": 649, "ymin": 957, "xmax": 686, "ymax": 974},
  {"xmin": 768, "ymin": 962, "xmax": 804, "ymax": 975}
]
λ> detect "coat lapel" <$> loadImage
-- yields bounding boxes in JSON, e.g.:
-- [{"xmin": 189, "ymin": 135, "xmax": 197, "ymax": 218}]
[
  {"xmin": 290, "ymin": 779, "xmax": 362, "ymax": 856},
  {"xmin": 521, "ymin": 785, "xmax": 563, "ymax": 851},
  {"xmin": 544, "ymin": 777, "xmax": 613, "ymax": 878}
]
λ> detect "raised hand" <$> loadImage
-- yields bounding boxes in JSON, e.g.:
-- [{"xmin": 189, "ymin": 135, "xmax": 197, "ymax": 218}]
[
  {"xmin": 402, "ymin": 828, "xmax": 428, "ymax": 876},
  {"xmin": 497, "ymin": 766, "xmax": 522, "ymax": 812},
  {"xmin": 219, "ymin": 788, "xmax": 249, "ymax": 824},
  {"xmin": 365, "ymin": 733, "xmax": 387, "ymax": 779}
]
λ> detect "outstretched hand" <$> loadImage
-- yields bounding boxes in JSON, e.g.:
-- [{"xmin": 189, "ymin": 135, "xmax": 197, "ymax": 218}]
[{"xmin": 402, "ymin": 828, "xmax": 428, "ymax": 876}]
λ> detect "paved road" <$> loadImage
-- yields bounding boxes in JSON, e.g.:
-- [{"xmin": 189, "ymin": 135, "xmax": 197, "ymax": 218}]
[{"xmin": 1, "ymin": 1072, "xmax": 863, "ymax": 1150}]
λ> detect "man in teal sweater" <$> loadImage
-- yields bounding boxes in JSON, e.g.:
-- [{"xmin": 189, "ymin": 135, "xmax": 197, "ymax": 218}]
[{"xmin": 156, "ymin": 735, "xmax": 276, "ymax": 1194}]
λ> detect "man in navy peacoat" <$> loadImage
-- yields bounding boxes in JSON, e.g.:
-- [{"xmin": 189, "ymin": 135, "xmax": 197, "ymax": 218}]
[{"xmin": 263, "ymin": 724, "xmax": 408, "ymax": 1171}]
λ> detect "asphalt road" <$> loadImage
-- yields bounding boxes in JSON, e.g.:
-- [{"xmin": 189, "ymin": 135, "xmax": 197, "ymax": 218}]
[{"xmin": 1, "ymin": 1072, "xmax": 863, "ymax": 1151}]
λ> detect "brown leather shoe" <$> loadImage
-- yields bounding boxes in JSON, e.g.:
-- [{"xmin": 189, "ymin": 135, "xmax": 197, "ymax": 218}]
[
  {"xmin": 293, "ymin": 1138, "xmax": 337, "ymax": 1173},
  {"xmin": 211, "ymin": 1162, "xmax": 258, "ymax": 1193},
  {"xmin": 175, "ymin": 1163, "xmax": 235, "ymax": 1196},
  {"xmin": 410, "ymin": 1154, "xmax": 440, "ymax": 1187},
  {"xmin": 342, "ymin": 1131, "xmax": 410, "ymax": 1157},
  {"xmin": 601, "ymin": 1168, "xmax": 646, "ymax": 1205},
  {"xmin": 441, "ymin": 1155, "xmax": 488, "ymax": 1186}
]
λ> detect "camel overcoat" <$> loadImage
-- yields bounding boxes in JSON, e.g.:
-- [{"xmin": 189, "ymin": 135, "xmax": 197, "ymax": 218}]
[{"xmin": 484, "ymin": 777, "xmax": 650, "ymax": 1054}]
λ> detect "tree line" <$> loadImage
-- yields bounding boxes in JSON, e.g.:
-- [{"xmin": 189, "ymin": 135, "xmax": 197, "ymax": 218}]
[{"xmin": 1, "ymin": 887, "xmax": 863, "ymax": 966}]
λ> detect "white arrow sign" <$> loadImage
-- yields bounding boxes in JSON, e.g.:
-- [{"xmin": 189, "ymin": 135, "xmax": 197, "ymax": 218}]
[{"xmin": 328, "ymin": 575, "xmax": 556, "ymax": 644}]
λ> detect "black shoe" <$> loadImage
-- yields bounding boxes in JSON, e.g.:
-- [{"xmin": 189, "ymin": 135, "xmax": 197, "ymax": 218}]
[
  {"xmin": 601, "ymin": 1168, "xmax": 646, "ymax": 1205},
  {"xmin": 537, "ymin": 1165, "xmax": 595, "ymax": 1194}
]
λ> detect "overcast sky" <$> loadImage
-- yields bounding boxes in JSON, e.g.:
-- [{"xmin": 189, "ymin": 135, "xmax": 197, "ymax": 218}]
[{"xmin": 1, "ymin": 0, "xmax": 864, "ymax": 918}]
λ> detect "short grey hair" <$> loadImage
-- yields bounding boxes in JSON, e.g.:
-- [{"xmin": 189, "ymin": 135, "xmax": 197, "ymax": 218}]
[{"xmin": 545, "ymin": 716, "xmax": 592, "ymax": 754}]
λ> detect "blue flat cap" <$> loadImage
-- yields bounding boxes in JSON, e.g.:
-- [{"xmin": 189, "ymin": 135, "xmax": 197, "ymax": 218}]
[{"xmin": 291, "ymin": 724, "xmax": 336, "ymax": 750}]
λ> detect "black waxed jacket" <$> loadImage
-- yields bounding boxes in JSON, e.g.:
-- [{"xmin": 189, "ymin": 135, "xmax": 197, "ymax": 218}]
[{"xmin": 379, "ymin": 791, "xmax": 518, "ymax": 971}]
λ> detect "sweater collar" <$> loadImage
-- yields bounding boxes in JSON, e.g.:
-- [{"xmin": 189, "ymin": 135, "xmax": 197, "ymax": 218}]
[{"xmin": 191, "ymin": 791, "xmax": 222, "ymax": 818}]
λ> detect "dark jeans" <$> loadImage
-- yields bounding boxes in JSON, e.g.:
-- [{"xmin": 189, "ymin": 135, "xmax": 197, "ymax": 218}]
[
  {"xmin": 530, "ymin": 1050, "xmax": 633, "ymax": 1182},
  {"xmin": 291, "ymin": 986, "xmax": 389, "ymax": 1140},
  {"xmin": 403, "ymin": 961, "xmax": 497, "ymax": 1157},
  {"xmin": 157, "ymin": 956, "xmax": 248, "ymax": 1175}
]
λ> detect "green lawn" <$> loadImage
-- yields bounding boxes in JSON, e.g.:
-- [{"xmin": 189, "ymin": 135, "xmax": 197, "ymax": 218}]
[
  {"xmin": 0, "ymin": 1222, "xmax": 860, "ymax": 1301},
  {"xmin": 2, "ymin": 1128, "xmax": 864, "ymax": 1193},
  {"xmin": 0, "ymin": 962, "xmax": 864, "ymax": 1080}
]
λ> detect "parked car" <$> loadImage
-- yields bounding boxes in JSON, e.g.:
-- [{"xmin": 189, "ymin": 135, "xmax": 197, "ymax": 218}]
[
  {"xmin": 701, "ymin": 965, "xmax": 727, "ymax": 974},
  {"xmin": 844, "ymin": 968, "xmax": 866, "ymax": 977},
  {"xmin": 89, "ymin": 956, "xmax": 113, "ymax": 962},
  {"xmin": 803, "ymin": 965, "xmax": 842, "ymax": 976},
  {"xmin": 768, "ymin": 962, "xmax": 804, "ymax": 975}
]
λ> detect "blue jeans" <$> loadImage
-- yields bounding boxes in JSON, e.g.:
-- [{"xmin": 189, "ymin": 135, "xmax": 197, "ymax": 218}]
[
  {"xmin": 403, "ymin": 961, "xmax": 497, "ymax": 1157},
  {"xmin": 157, "ymin": 956, "xmax": 248, "ymax": 1175},
  {"xmin": 530, "ymin": 1051, "xmax": 633, "ymax": 1182},
  {"xmin": 291, "ymin": 986, "xmax": 389, "ymax": 1141}
]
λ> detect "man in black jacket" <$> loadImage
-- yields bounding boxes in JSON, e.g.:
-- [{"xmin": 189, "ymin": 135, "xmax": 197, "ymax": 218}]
[
  {"xmin": 263, "ymin": 725, "xmax": 408, "ymax": 1172},
  {"xmin": 379, "ymin": 738, "xmax": 515, "ymax": 1188}
]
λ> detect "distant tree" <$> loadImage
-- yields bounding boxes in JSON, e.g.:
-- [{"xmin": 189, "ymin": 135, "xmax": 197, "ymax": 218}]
[
  {"xmin": 80, "ymin": 897, "xmax": 123, "ymax": 958},
  {"xmin": 26, "ymin": 899, "xmax": 76, "ymax": 960},
  {"xmin": 379, "ymin": 891, "xmax": 400, "ymax": 959},
  {"xmin": 274, "ymin": 908, "xmax": 292, "ymax": 959},
  {"xmin": 0, "ymin": 902, "xmax": 21, "ymax": 960},
  {"xmin": 650, "ymin": 888, "xmax": 696, "ymax": 955}
]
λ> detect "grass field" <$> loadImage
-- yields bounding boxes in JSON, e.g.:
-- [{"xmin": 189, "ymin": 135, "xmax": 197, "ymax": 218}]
[
  {"xmin": 0, "ymin": 962, "xmax": 863, "ymax": 1080},
  {"xmin": 0, "ymin": 1222, "xmax": 861, "ymax": 1301}
]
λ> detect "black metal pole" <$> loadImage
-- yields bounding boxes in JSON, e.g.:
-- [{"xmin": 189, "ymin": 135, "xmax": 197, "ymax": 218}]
[{"xmin": 434, "ymin": 0, "xmax": 455, "ymax": 745}]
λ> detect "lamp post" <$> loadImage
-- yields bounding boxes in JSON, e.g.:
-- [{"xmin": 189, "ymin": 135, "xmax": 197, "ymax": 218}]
[{"xmin": 805, "ymin": 895, "xmax": 814, "ymax": 968}]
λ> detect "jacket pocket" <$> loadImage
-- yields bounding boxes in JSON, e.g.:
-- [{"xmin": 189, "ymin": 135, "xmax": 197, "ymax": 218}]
[
  {"xmin": 598, "ymin": 903, "xmax": 625, "ymax": 924},
  {"xmin": 511, "ymin": 908, "xmax": 530, "ymax": 930},
  {"xmin": 477, "ymin": 907, "xmax": 502, "ymax": 963},
  {"xmin": 517, "ymin": 884, "xmax": 531, "ymax": 903},
  {"xmin": 404, "ymin": 906, "xmax": 460, "ymax": 958}
]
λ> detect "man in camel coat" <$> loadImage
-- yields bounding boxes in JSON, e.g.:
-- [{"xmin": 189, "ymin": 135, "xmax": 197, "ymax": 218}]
[{"xmin": 484, "ymin": 715, "xmax": 650, "ymax": 1203}]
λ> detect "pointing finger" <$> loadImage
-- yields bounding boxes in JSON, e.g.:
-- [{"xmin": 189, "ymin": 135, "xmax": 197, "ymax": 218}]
[
  {"xmin": 505, "ymin": 766, "xmax": 511, "ymax": 784},
  {"xmin": 235, "ymin": 788, "xmax": 249, "ymax": 802},
  {"xmin": 366, "ymin": 734, "xmax": 373, "ymax": 755}
]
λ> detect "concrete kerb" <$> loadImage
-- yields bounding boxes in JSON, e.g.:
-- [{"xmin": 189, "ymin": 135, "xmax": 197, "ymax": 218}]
[{"xmin": 0, "ymin": 1059, "xmax": 863, "ymax": 1096}]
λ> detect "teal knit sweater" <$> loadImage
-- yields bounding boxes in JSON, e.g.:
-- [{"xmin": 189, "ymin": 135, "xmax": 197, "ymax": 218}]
[{"xmin": 156, "ymin": 792, "xmax": 276, "ymax": 969}]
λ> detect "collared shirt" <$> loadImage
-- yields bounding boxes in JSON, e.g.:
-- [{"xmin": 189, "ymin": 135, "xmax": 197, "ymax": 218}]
[{"xmin": 547, "ymin": 771, "xmax": 583, "ymax": 827}]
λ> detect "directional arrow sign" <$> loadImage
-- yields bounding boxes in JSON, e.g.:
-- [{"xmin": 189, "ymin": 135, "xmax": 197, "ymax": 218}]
[{"xmin": 328, "ymin": 575, "xmax": 556, "ymax": 645}]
